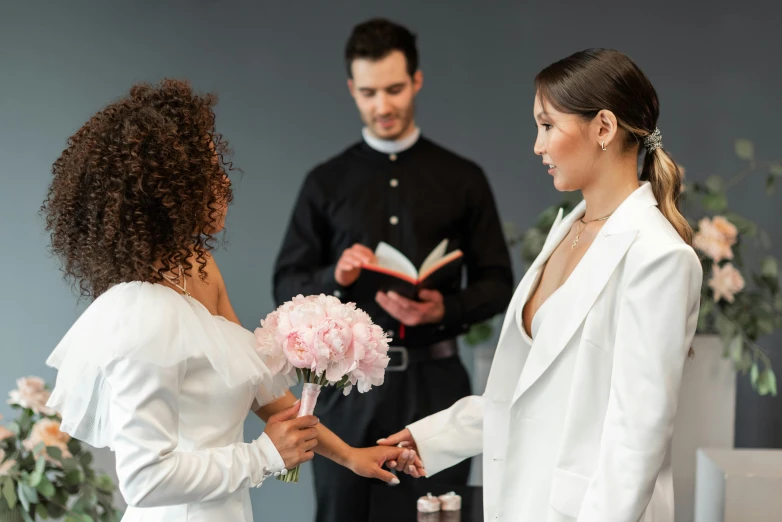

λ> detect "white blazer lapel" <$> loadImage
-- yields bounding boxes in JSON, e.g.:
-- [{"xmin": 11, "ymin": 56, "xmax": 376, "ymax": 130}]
[
  {"xmin": 511, "ymin": 228, "xmax": 638, "ymax": 404},
  {"xmin": 483, "ymin": 206, "xmax": 579, "ymax": 400},
  {"xmin": 510, "ymin": 184, "xmax": 658, "ymax": 404}
]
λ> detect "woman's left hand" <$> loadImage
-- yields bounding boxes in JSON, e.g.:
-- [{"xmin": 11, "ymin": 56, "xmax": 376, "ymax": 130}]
[{"xmin": 347, "ymin": 446, "xmax": 426, "ymax": 483}]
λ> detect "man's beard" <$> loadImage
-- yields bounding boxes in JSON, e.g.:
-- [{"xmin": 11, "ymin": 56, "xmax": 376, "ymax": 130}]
[{"xmin": 368, "ymin": 103, "xmax": 415, "ymax": 140}]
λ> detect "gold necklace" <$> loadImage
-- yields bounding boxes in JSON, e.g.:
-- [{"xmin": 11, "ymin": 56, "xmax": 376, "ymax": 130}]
[
  {"xmin": 571, "ymin": 213, "xmax": 613, "ymax": 249},
  {"xmin": 158, "ymin": 264, "xmax": 191, "ymax": 297}
]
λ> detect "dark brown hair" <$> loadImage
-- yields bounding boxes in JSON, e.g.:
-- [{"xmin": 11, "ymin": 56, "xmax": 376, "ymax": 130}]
[
  {"xmin": 535, "ymin": 48, "xmax": 692, "ymax": 244},
  {"xmin": 345, "ymin": 18, "xmax": 418, "ymax": 78},
  {"xmin": 42, "ymin": 79, "xmax": 235, "ymax": 298}
]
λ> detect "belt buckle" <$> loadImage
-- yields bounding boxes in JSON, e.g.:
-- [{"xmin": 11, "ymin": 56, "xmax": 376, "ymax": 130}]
[{"xmin": 386, "ymin": 346, "xmax": 409, "ymax": 372}]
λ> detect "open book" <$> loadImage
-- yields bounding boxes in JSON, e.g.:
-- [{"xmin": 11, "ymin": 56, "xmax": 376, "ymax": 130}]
[{"xmin": 357, "ymin": 239, "xmax": 463, "ymax": 300}]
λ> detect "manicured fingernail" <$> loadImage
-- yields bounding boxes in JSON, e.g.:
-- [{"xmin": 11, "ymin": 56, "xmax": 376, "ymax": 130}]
[
  {"xmin": 390, "ymin": 477, "xmax": 400, "ymax": 485},
  {"xmin": 376, "ymin": 438, "xmax": 386, "ymax": 443},
  {"xmin": 408, "ymin": 465, "xmax": 415, "ymax": 473},
  {"xmin": 402, "ymin": 450, "xmax": 410, "ymax": 459},
  {"xmin": 397, "ymin": 441, "xmax": 409, "ymax": 448}
]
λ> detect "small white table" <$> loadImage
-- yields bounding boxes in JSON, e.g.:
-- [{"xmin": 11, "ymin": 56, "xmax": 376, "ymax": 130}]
[{"xmin": 694, "ymin": 448, "xmax": 782, "ymax": 522}]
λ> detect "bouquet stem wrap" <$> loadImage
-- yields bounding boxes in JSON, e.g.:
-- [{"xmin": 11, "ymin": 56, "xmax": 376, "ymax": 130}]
[{"xmin": 277, "ymin": 383, "xmax": 321, "ymax": 483}]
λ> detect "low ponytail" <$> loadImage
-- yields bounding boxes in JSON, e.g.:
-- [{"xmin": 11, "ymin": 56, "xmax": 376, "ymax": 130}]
[{"xmin": 640, "ymin": 145, "xmax": 692, "ymax": 245}]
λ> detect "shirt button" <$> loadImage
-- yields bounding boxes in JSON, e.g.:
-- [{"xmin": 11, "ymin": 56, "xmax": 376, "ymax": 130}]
[
  {"xmin": 389, "ymin": 153, "xmax": 397, "ymax": 161},
  {"xmin": 389, "ymin": 216, "xmax": 399, "ymax": 225},
  {"xmin": 333, "ymin": 289, "xmax": 342, "ymax": 298},
  {"xmin": 389, "ymin": 178, "xmax": 399, "ymax": 187}
]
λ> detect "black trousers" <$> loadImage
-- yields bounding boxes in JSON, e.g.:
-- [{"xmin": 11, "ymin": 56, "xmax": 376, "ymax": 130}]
[{"xmin": 312, "ymin": 352, "xmax": 472, "ymax": 522}]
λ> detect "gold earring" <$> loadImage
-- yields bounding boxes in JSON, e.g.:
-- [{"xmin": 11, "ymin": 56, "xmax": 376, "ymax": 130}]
[{"xmin": 600, "ymin": 141, "xmax": 607, "ymax": 151}]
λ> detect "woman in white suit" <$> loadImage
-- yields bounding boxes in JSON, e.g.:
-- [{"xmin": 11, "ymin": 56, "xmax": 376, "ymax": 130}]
[{"xmin": 379, "ymin": 49, "xmax": 703, "ymax": 522}]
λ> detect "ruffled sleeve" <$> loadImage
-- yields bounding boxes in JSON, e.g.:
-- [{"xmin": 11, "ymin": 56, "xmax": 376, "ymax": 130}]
[{"xmin": 46, "ymin": 282, "xmax": 294, "ymax": 449}]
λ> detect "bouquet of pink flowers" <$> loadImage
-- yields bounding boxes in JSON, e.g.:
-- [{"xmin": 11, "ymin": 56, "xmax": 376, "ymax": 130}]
[{"xmin": 254, "ymin": 294, "xmax": 390, "ymax": 482}]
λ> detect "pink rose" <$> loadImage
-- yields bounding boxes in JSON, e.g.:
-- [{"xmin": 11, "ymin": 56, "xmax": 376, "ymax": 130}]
[
  {"xmin": 0, "ymin": 449, "xmax": 16, "ymax": 476},
  {"xmin": 23, "ymin": 418, "xmax": 72, "ymax": 465},
  {"xmin": 711, "ymin": 216, "xmax": 738, "ymax": 244},
  {"xmin": 709, "ymin": 263, "xmax": 745, "ymax": 303},
  {"xmin": 8, "ymin": 376, "xmax": 56, "ymax": 416},
  {"xmin": 693, "ymin": 217, "xmax": 736, "ymax": 263},
  {"xmin": 0, "ymin": 414, "xmax": 11, "ymax": 443}
]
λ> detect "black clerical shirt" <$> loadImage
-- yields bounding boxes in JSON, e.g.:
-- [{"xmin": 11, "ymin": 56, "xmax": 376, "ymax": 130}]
[{"xmin": 273, "ymin": 136, "xmax": 513, "ymax": 349}]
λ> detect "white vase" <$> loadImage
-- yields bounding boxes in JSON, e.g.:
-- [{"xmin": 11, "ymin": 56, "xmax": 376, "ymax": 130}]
[{"xmin": 672, "ymin": 334, "xmax": 736, "ymax": 522}]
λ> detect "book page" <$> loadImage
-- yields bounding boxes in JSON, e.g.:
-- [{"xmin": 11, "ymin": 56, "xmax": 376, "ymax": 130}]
[
  {"xmin": 374, "ymin": 242, "xmax": 417, "ymax": 279},
  {"xmin": 418, "ymin": 239, "xmax": 449, "ymax": 278}
]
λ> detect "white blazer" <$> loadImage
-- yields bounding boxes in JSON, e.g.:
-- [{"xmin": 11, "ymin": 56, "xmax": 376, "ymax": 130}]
[{"xmin": 408, "ymin": 183, "xmax": 702, "ymax": 522}]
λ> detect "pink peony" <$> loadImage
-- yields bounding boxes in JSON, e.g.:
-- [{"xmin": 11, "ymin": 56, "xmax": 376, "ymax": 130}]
[
  {"xmin": 693, "ymin": 217, "xmax": 737, "ymax": 263},
  {"xmin": 255, "ymin": 311, "xmax": 291, "ymax": 375},
  {"xmin": 315, "ymin": 319, "xmax": 356, "ymax": 382},
  {"xmin": 709, "ymin": 263, "xmax": 745, "ymax": 303},
  {"xmin": 23, "ymin": 418, "xmax": 72, "ymax": 465},
  {"xmin": 281, "ymin": 327, "xmax": 317, "ymax": 369},
  {"xmin": 256, "ymin": 294, "xmax": 390, "ymax": 394},
  {"xmin": 8, "ymin": 376, "xmax": 56, "ymax": 416}
]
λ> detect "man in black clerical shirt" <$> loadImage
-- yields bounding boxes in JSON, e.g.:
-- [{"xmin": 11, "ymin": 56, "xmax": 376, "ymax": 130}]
[{"xmin": 273, "ymin": 18, "xmax": 513, "ymax": 522}]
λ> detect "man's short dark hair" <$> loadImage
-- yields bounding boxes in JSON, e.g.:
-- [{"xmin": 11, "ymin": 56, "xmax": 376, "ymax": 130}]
[{"xmin": 344, "ymin": 18, "xmax": 418, "ymax": 78}]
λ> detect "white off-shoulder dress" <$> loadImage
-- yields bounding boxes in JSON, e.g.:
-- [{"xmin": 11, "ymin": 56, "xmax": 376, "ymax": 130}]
[{"xmin": 46, "ymin": 282, "xmax": 296, "ymax": 521}]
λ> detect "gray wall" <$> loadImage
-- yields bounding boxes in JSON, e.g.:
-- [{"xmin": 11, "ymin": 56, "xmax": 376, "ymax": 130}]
[{"xmin": 1, "ymin": 1, "xmax": 780, "ymax": 520}]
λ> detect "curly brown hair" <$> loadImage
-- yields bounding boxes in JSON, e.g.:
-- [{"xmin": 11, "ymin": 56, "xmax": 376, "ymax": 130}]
[{"xmin": 42, "ymin": 79, "xmax": 235, "ymax": 298}]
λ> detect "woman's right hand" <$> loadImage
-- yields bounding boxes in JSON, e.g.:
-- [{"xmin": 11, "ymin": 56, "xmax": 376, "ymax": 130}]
[{"xmin": 262, "ymin": 401, "xmax": 319, "ymax": 469}]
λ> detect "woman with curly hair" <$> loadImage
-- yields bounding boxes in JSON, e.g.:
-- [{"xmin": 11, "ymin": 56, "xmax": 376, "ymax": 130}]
[{"xmin": 41, "ymin": 79, "xmax": 411, "ymax": 521}]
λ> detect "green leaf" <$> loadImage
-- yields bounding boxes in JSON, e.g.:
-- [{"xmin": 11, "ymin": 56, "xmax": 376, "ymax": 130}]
[
  {"xmin": 705, "ymin": 175, "xmax": 724, "ymax": 193},
  {"xmin": 730, "ymin": 335, "xmax": 744, "ymax": 366},
  {"xmin": 45, "ymin": 447, "xmax": 62, "ymax": 462},
  {"xmin": 21, "ymin": 507, "xmax": 34, "ymax": 522},
  {"xmin": 757, "ymin": 317, "xmax": 775, "ymax": 337},
  {"xmin": 715, "ymin": 314, "xmax": 736, "ymax": 348},
  {"xmin": 766, "ymin": 174, "xmax": 776, "ymax": 195},
  {"xmin": 521, "ymin": 228, "xmax": 547, "ymax": 265},
  {"xmin": 734, "ymin": 139, "xmax": 754, "ymax": 160},
  {"xmin": 757, "ymin": 368, "xmax": 777, "ymax": 396},
  {"xmin": 79, "ymin": 452, "xmax": 93, "ymax": 468},
  {"xmin": 29, "ymin": 457, "xmax": 45, "ymax": 487},
  {"xmin": 697, "ymin": 299, "xmax": 714, "ymax": 332},
  {"xmin": 463, "ymin": 321, "xmax": 494, "ymax": 345},
  {"xmin": 17, "ymin": 482, "xmax": 30, "ymax": 512},
  {"xmin": 2, "ymin": 476, "xmax": 16, "ymax": 510},
  {"xmin": 534, "ymin": 205, "xmax": 561, "ymax": 231},
  {"xmin": 701, "ymin": 192, "xmax": 729, "ymax": 213},
  {"xmin": 72, "ymin": 488, "xmax": 98, "ymax": 512},
  {"xmin": 36, "ymin": 475, "xmax": 55, "ymax": 498},
  {"xmin": 761, "ymin": 257, "xmax": 778, "ymax": 279},
  {"xmin": 67, "ymin": 438, "xmax": 81, "ymax": 456},
  {"xmin": 64, "ymin": 468, "xmax": 84, "ymax": 487},
  {"xmin": 770, "ymin": 163, "xmax": 782, "ymax": 176},
  {"xmin": 750, "ymin": 362, "xmax": 760, "ymax": 389},
  {"xmin": 93, "ymin": 474, "xmax": 114, "ymax": 494},
  {"xmin": 35, "ymin": 502, "xmax": 48, "ymax": 519}
]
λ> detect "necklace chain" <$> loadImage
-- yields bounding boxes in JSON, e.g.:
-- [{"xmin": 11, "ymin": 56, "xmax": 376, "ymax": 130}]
[
  {"xmin": 571, "ymin": 212, "xmax": 613, "ymax": 250},
  {"xmin": 158, "ymin": 264, "xmax": 191, "ymax": 297}
]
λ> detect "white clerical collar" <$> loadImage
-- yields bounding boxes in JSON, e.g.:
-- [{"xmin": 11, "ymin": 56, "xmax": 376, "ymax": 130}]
[{"xmin": 362, "ymin": 126, "xmax": 421, "ymax": 155}]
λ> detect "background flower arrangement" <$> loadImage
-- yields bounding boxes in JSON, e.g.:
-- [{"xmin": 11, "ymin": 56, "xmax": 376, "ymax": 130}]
[
  {"xmin": 464, "ymin": 139, "xmax": 781, "ymax": 397},
  {"xmin": 0, "ymin": 377, "xmax": 121, "ymax": 522}
]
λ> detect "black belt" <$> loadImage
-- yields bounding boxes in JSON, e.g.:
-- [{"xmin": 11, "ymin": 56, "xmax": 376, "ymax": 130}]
[{"xmin": 386, "ymin": 339, "xmax": 458, "ymax": 372}]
